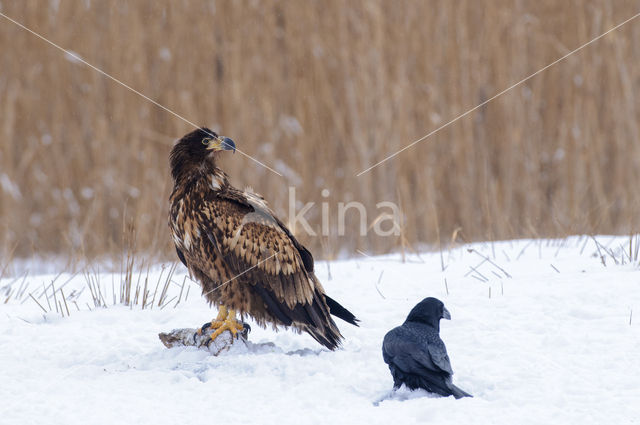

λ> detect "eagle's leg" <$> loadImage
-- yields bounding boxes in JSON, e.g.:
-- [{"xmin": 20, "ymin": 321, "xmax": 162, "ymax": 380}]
[
  {"xmin": 196, "ymin": 306, "xmax": 226, "ymax": 336},
  {"xmin": 204, "ymin": 306, "xmax": 246, "ymax": 342}
]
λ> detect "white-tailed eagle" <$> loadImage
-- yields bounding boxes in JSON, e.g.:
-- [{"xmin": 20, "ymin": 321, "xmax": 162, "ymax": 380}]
[{"xmin": 169, "ymin": 127, "xmax": 358, "ymax": 350}]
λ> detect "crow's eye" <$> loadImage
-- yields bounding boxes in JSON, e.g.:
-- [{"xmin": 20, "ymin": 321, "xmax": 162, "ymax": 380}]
[{"xmin": 202, "ymin": 138, "xmax": 211, "ymax": 145}]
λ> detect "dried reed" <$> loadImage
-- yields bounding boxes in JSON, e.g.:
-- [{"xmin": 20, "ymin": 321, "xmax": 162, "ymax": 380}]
[{"xmin": 1, "ymin": 1, "xmax": 640, "ymax": 262}]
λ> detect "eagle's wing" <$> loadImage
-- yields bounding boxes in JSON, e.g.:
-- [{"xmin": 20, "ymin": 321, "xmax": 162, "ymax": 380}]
[
  {"xmin": 175, "ymin": 246, "xmax": 187, "ymax": 267},
  {"xmin": 219, "ymin": 186, "xmax": 314, "ymax": 271},
  {"xmin": 181, "ymin": 185, "xmax": 341, "ymax": 348},
  {"xmin": 205, "ymin": 187, "xmax": 317, "ymax": 305}
]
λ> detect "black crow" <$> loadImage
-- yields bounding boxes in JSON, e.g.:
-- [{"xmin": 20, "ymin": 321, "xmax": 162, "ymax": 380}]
[{"xmin": 382, "ymin": 297, "xmax": 472, "ymax": 399}]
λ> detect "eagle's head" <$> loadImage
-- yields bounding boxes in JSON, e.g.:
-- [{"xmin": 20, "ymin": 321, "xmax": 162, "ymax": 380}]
[{"xmin": 170, "ymin": 127, "xmax": 236, "ymax": 182}]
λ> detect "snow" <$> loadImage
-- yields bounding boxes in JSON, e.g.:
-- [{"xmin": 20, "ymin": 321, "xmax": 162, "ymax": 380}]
[{"xmin": 1, "ymin": 237, "xmax": 639, "ymax": 425}]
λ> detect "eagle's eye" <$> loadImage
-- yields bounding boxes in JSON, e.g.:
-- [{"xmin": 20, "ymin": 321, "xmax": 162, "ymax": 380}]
[{"xmin": 202, "ymin": 138, "xmax": 212, "ymax": 146}]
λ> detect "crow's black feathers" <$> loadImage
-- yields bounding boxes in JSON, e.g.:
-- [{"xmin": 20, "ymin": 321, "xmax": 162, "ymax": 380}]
[{"xmin": 382, "ymin": 297, "xmax": 471, "ymax": 399}]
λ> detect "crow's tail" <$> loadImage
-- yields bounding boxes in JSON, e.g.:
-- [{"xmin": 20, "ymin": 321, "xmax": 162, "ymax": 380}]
[{"xmin": 451, "ymin": 384, "xmax": 472, "ymax": 399}]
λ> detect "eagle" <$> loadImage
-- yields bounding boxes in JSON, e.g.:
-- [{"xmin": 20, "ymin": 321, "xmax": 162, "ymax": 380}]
[{"xmin": 168, "ymin": 127, "xmax": 359, "ymax": 350}]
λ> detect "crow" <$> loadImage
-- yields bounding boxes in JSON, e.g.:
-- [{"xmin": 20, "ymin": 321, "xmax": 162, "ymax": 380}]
[{"xmin": 382, "ymin": 297, "xmax": 472, "ymax": 399}]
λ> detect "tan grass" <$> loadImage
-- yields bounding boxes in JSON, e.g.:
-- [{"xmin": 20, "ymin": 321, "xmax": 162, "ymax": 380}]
[{"xmin": 1, "ymin": 0, "xmax": 640, "ymax": 261}]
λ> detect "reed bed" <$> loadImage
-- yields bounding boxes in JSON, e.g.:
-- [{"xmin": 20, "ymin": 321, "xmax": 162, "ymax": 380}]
[{"xmin": 1, "ymin": 0, "xmax": 639, "ymax": 263}]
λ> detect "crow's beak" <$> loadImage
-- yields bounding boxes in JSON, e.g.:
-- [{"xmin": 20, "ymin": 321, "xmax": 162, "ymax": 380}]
[{"xmin": 442, "ymin": 307, "xmax": 451, "ymax": 320}]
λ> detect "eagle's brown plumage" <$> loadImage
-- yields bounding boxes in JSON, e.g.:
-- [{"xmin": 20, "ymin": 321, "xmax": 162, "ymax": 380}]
[{"xmin": 169, "ymin": 127, "xmax": 358, "ymax": 350}]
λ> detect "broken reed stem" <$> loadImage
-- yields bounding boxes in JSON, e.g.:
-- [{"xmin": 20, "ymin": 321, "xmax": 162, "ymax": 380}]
[
  {"xmin": 61, "ymin": 288, "xmax": 71, "ymax": 316},
  {"xmin": 88, "ymin": 274, "xmax": 107, "ymax": 308},
  {"xmin": 618, "ymin": 244, "xmax": 630, "ymax": 264},
  {"xmin": 142, "ymin": 274, "xmax": 149, "ymax": 309},
  {"xmin": 502, "ymin": 250, "xmax": 511, "ymax": 262},
  {"xmin": 42, "ymin": 282, "xmax": 51, "ymax": 310},
  {"xmin": 121, "ymin": 223, "xmax": 135, "ymax": 305},
  {"xmin": 29, "ymin": 293, "xmax": 48, "ymax": 313},
  {"xmin": 580, "ymin": 237, "xmax": 590, "ymax": 255},
  {"xmin": 85, "ymin": 271, "xmax": 97, "ymax": 307},
  {"xmin": 471, "ymin": 275, "xmax": 486, "ymax": 283},
  {"xmin": 158, "ymin": 262, "xmax": 177, "ymax": 307},
  {"xmin": 175, "ymin": 276, "xmax": 186, "ymax": 307},
  {"xmin": 374, "ymin": 270, "xmax": 386, "ymax": 299},
  {"xmin": 591, "ymin": 236, "xmax": 607, "ymax": 266},
  {"xmin": 467, "ymin": 265, "xmax": 489, "ymax": 282},
  {"xmin": 468, "ymin": 248, "xmax": 512, "ymax": 278},
  {"xmin": 0, "ymin": 242, "xmax": 18, "ymax": 282},
  {"xmin": 131, "ymin": 258, "xmax": 144, "ymax": 307},
  {"xmin": 14, "ymin": 271, "xmax": 30, "ymax": 302},
  {"xmin": 160, "ymin": 295, "xmax": 177, "ymax": 310},
  {"xmin": 150, "ymin": 278, "xmax": 160, "ymax": 310},
  {"xmin": 517, "ymin": 241, "xmax": 534, "ymax": 260},
  {"xmin": 464, "ymin": 259, "xmax": 488, "ymax": 277}
]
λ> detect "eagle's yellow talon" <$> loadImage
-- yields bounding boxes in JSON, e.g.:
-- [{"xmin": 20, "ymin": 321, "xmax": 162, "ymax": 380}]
[{"xmin": 208, "ymin": 307, "xmax": 245, "ymax": 342}]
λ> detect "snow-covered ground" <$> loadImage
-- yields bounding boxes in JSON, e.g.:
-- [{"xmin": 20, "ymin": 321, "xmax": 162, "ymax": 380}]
[{"xmin": 1, "ymin": 237, "xmax": 639, "ymax": 425}]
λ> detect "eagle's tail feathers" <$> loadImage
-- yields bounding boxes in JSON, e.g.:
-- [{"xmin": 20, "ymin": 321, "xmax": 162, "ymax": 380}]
[
  {"xmin": 325, "ymin": 295, "xmax": 360, "ymax": 326},
  {"xmin": 303, "ymin": 324, "xmax": 342, "ymax": 351}
]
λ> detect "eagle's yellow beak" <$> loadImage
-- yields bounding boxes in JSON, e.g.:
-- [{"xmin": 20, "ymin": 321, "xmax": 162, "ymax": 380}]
[{"xmin": 206, "ymin": 136, "xmax": 236, "ymax": 153}]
